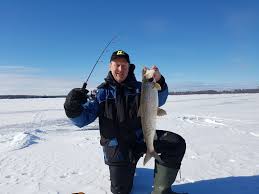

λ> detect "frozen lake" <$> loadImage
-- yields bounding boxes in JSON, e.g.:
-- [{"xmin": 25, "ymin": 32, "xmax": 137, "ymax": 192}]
[{"xmin": 0, "ymin": 94, "xmax": 259, "ymax": 194}]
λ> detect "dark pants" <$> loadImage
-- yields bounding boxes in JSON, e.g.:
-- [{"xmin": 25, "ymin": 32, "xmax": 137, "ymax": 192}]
[{"xmin": 108, "ymin": 130, "xmax": 186, "ymax": 194}]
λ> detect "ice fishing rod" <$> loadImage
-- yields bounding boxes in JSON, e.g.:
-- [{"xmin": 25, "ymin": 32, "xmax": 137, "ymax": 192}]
[{"xmin": 82, "ymin": 35, "xmax": 118, "ymax": 91}]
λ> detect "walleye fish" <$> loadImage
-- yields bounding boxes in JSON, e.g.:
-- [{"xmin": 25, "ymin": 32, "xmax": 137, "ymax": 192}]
[{"xmin": 138, "ymin": 67, "xmax": 167, "ymax": 165}]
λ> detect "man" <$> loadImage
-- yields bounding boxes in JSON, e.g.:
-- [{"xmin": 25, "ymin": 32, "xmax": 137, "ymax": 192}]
[{"xmin": 64, "ymin": 50, "xmax": 186, "ymax": 194}]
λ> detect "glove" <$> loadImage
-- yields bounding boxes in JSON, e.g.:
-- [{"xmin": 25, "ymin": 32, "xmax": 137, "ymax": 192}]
[{"xmin": 64, "ymin": 88, "xmax": 88, "ymax": 118}]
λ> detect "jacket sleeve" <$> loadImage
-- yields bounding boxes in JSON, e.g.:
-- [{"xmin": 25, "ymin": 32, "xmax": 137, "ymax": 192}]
[
  {"xmin": 70, "ymin": 98, "xmax": 99, "ymax": 128},
  {"xmin": 157, "ymin": 75, "xmax": 169, "ymax": 107}
]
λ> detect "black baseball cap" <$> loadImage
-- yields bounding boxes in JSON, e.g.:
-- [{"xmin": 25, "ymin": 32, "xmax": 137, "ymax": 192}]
[{"xmin": 110, "ymin": 50, "xmax": 130, "ymax": 64}]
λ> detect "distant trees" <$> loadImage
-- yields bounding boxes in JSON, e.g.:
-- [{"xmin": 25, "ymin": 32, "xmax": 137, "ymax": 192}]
[
  {"xmin": 169, "ymin": 88, "xmax": 259, "ymax": 95},
  {"xmin": 0, "ymin": 95, "xmax": 66, "ymax": 99},
  {"xmin": 1, "ymin": 88, "xmax": 259, "ymax": 99}
]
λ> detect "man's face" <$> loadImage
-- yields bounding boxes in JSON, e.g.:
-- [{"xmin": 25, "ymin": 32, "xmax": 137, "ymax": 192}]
[{"xmin": 109, "ymin": 58, "xmax": 129, "ymax": 83}]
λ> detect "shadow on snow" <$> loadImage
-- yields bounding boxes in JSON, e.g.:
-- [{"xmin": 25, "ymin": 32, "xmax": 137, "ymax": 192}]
[{"xmin": 132, "ymin": 168, "xmax": 259, "ymax": 194}]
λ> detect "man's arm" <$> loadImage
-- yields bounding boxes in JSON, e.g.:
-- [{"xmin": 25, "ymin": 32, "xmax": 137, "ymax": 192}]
[{"xmin": 70, "ymin": 99, "xmax": 99, "ymax": 128}]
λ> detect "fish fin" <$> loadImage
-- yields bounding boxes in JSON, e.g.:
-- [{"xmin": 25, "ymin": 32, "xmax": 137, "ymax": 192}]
[
  {"xmin": 152, "ymin": 151, "xmax": 163, "ymax": 164},
  {"xmin": 157, "ymin": 108, "xmax": 167, "ymax": 116},
  {"xmin": 153, "ymin": 83, "xmax": 161, "ymax": 90},
  {"xmin": 154, "ymin": 133, "xmax": 158, "ymax": 140}
]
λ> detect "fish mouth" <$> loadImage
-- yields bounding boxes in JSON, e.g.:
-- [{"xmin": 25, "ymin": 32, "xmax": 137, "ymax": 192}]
[{"xmin": 148, "ymin": 77, "xmax": 154, "ymax": 82}]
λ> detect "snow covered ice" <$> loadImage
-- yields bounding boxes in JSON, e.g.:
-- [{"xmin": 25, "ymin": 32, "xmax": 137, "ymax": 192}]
[{"xmin": 0, "ymin": 94, "xmax": 259, "ymax": 194}]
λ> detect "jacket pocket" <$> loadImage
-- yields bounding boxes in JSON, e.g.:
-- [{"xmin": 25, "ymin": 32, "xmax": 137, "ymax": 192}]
[{"xmin": 102, "ymin": 138, "xmax": 126, "ymax": 164}]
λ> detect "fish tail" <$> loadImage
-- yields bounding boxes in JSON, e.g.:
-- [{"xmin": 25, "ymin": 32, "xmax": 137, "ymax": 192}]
[
  {"xmin": 143, "ymin": 152, "xmax": 152, "ymax": 166},
  {"xmin": 143, "ymin": 151, "xmax": 162, "ymax": 166}
]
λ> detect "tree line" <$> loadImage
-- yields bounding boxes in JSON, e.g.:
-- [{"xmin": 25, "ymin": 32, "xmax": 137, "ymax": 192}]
[{"xmin": 0, "ymin": 88, "xmax": 259, "ymax": 99}]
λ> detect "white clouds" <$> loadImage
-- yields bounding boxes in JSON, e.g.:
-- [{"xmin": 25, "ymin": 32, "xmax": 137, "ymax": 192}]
[
  {"xmin": 0, "ymin": 65, "xmax": 96, "ymax": 95},
  {"xmin": 0, "ymin": 73, "xmax": 78, "ymax": 95},
  {"xmin": 0, "ymin": 65, "xmax": 42, "ymax": 74}
]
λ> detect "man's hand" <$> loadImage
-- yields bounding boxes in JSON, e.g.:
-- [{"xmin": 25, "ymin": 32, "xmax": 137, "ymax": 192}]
[
  {"xmin": 151, "ymin": 65, "xmax": 162, "ymax": 82},
  {"xmin": 64, "ymin": 88, "xmax": 88, "ymax": 118}
]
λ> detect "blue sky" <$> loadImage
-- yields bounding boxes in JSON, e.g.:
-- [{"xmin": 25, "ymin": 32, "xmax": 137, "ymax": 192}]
[{"xmin": 0, "ymin": 0, "xmax": 259, "ymax": 95}]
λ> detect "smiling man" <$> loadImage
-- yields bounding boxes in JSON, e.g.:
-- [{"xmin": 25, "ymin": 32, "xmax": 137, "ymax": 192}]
[
  {"xmin": 109, "ymin": 50, "xmax": 130, "ymax": 83},
  {"xmin": 64, "ymin": 50, "xmax": 186, "ymax": 194}
]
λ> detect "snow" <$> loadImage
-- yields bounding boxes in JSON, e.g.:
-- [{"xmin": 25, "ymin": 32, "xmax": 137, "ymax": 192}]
[{"xmin": 0, "ymin": 94, "xmax": 259, "ymax": 194}]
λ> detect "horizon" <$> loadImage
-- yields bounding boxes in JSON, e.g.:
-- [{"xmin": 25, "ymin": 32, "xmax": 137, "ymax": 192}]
[
  {"xmin": 1, "ymin": 87, "xmax": 259, "ymax": 97},
  {"xmin": 1, "ymin": 0, "xmax": 259, "ymax": 95}
]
